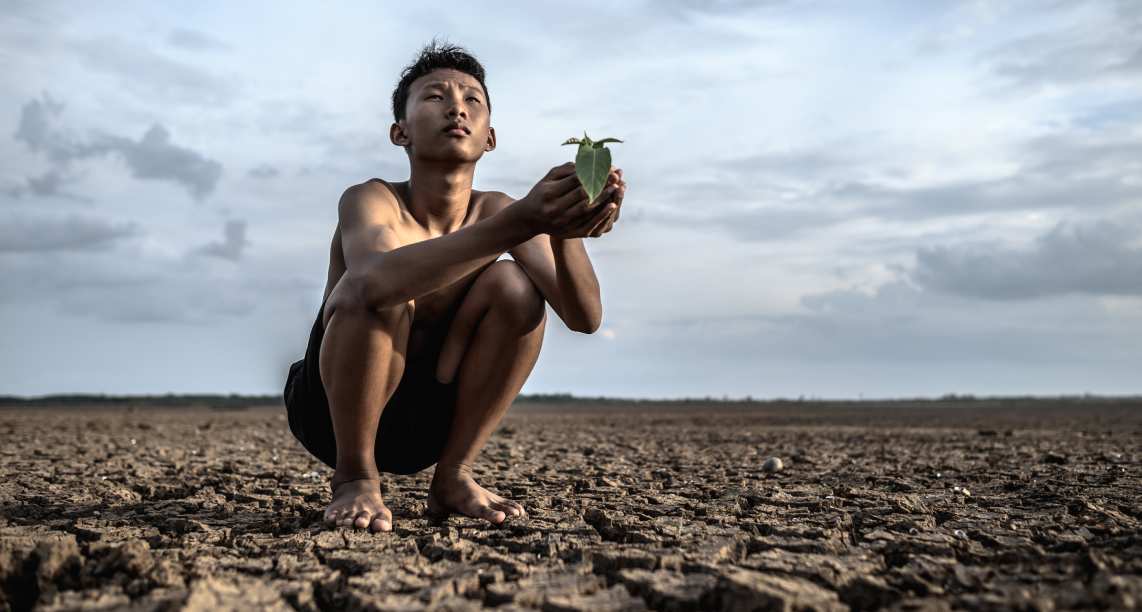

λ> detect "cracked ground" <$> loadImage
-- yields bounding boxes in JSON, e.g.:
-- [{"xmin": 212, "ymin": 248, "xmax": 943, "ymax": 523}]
[{"xmin": 1, "ymin": 400, "xmax": 1140, "ymax": 611}]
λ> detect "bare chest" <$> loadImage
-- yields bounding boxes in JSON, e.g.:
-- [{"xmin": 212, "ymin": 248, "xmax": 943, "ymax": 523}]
[{"xmin": 387, "ymin": 195, "xmax": 497, "ymax": 330}]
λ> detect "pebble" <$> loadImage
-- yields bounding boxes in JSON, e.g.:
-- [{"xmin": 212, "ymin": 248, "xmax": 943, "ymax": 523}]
[{"xmin": 762, "ymin": 457, "xmax": 784, "ymax": 473}]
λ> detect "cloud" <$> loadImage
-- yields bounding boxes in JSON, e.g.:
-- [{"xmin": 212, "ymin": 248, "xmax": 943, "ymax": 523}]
[
  {"xmin": 5, "ymin": 169, "xmax": 89, "ymax": 202},
  {"xmin": 0, "ymin": 213, "xmax": 140, "ymax": 252},
  {"xmin": 646, "ymin": 278, "xmax": 1141, "ymax": 374},
  {"xmin": 93, "ymin": 125, "xmax": 223, "ymax": 200},
  {"xmin": 13, "ymin": 94, "xmax": 223, "ymax": 200},
  {"xmin": 25, "ymin": 170, "xmax": 64, "ymax": 197},
  {"xmin": 12, "ymin": 93, "xmax": 83, "ymax": 163},
  {"xmin": 71, "ymin": 37, "xmax": 236, "ymax": 106},
  {"xmin": 194, "ymin": 220, "xmax": 250, "ymax": 262},
  {"xmin": 648, "ymin": 122, "xmax": 1142, "ymax": 243},
  {"xmin": 247, "ymin": 164, "xmax": 280, "ymax": 179},
  {"xmin": 911, "ymin": 218, "xmax": 1142, "ymax": 300},
  {"xmin": 0, "ymin": 244, "xmax": 308, "ymax": 325},
  {"xmin": 57, "ymin": 282, "xmax": 255, "ymax": 325},
  {"xmin": 981, "ymin": 2, "xmax": 1142, "ymax": 91},
  {"xmin": 167, "ymin": 28, "xmax": 230, "ymax": 52},
  {"xmin": 657, "ymin": 0, "xmax": 794, "ymax": 21}
]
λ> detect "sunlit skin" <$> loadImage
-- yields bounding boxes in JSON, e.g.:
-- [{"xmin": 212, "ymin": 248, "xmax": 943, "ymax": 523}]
[{"xmin": 317, "ymin": 67, "xmax": 626, "ymax": 532}]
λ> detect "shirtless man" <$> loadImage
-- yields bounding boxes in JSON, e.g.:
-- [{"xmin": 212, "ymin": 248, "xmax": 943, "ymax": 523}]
[{"xmin": 282, "ymin": 42, "xmax": 627, "ymax": 533}]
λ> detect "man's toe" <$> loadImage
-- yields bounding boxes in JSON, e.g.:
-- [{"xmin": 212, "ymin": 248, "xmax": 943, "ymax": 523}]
[
  {"xmin": 482, "ymin": 506, "xmax": 507, "ymax": 524},
  {"xmin": 492, "ymin": 500, "xmax": 522, "ymax": 517},
  {"xmin": 369, "ymin": 515, "xmax": 392, "ymax": 532}
]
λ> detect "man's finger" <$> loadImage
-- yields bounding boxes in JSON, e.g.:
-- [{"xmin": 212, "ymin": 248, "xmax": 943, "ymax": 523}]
[
  {"xmin": 584, "ymin": 204, "xmax": 616, "ymax": 236},
  {"xmin": 566, "ymin": 201, "xmax": 611, "ymax": 236},
  {"xmin": 551, "ymin": 161, "xmax": 576, "ymax": 177},
  {"xmin": 553, "ymin": 170, "xmax": 584, "ymax": 197},
  {"xmin": 589, "ymin": 210, "xmax": 614, "ymax": 237},
  {"xmin": 553, "ymin": 183, "xmax": 589, "ymax": 212}
]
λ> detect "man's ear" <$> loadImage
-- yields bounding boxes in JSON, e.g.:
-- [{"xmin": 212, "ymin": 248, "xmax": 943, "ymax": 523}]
[
  {"xmin": 390, "ymin": 122, "xmax": 409, "ymax": 147},
  {"xmin": 485, "ymin": 126, "xmax": 496, "ymax": 152}
]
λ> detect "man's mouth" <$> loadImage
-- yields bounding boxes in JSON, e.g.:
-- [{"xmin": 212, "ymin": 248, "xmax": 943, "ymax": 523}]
[{"xmin": 444, "ymin": 124, "xmax": 470, "ymax": 137}]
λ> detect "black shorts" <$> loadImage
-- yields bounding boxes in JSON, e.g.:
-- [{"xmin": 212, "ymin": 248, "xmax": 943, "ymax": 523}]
[{"xmin": 282, "ymin": 298, "xmax": 460, "ymax": 475}]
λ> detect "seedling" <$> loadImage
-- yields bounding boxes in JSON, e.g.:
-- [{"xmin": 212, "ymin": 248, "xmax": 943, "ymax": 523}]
[{"xmin": 562, "ymin": 132, "xmax": 623, "ymax": 208}]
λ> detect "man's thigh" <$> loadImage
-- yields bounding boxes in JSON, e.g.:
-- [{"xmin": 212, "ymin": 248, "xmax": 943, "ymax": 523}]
[{"xmin": 377, "ymin": 321, "xmax": 460, "ymax": 474}]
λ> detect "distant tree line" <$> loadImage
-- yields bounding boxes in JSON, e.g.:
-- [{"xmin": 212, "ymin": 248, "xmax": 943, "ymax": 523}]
[{"xmin": 0, "ymin": 392, "xmax": 1138, "ymax": 408}]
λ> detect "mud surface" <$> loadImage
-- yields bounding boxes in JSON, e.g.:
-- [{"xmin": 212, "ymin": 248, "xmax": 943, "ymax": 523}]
[{"xmin": 1, "ymin": 400, "xmax": 1140, "ymax": 610}]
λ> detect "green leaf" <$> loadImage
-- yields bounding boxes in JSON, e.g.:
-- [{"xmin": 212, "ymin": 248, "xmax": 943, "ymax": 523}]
[
  {"xmin": 562, "ymin": 131, "xmax": 623, "ymax": 207},
  {"xmin": 575, "ymin": 142, "xmax": 611, "ymax": 207}
]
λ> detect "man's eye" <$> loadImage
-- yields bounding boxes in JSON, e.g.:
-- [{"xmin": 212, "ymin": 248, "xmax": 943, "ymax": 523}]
[{"xmin": 468, "ymin": 97, "xmax": 481, "ymax": 104}]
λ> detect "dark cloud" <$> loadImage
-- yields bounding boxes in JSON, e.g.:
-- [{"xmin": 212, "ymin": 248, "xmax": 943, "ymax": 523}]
[
  {"xmin": 0, "ymin": 214, "xmax": 139, "ymax": 252},
  {"xmin": 167, "ymin": 28, "xmax": 230, "ymax": 52},
  {"xmin": 26, "ymin": 170, "xmax": 65, "ymax": 197},
  {"xmin": 194, "ymin": 220, "xmax": 249, "ymax": 262},
  {"xmin": 13, "ymin": 94, "xmax": 223, "ymax": 200},
  {"xmin": 5, "ymin": 169, "xmax": 89, "ymax": 202},
  {"xmin": 911, "ymin": 218, "xmax": 1142, "ymax": 300},
  {"xmin": 12, "ymin": 93, "xmax": 83, "ymax": 163},
  {"xmin": 93, "ymin": 125, "xmax": 223, "ymax": 200}
]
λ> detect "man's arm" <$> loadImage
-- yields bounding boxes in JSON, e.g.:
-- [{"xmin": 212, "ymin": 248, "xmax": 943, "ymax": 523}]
[
  {"xmin": 340, "ymin": 183, "xmax": 539, "ymax": 309},
  {"xmin": 489, "ymin": 192, "xmax": 603, "ymax": 334}
]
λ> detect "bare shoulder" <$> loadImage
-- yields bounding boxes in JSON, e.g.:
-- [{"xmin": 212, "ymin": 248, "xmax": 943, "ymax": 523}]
[
  {"xmin": 338, "ymin": 179, "xmax": 400, "ymax": 224},
  {"xmin": 477, "ymin": 189, "xmax": 515, "ymax": 219}
]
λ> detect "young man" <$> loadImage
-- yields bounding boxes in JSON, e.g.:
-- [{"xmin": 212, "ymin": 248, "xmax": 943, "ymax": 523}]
[{"xmin": 282, "ymin": 41, "xmax": 627, "ymax": 533}]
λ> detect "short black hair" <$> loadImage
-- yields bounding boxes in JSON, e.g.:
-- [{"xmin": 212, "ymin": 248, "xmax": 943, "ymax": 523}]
[{"xmin": 391, "ymin": 38, "xmax": 491, "ymax": 123}]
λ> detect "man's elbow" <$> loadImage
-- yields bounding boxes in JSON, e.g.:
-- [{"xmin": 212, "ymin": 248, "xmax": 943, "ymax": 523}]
[{"xmin": 570, "ymin": 316, "xmax": 603, "ymax": 334}]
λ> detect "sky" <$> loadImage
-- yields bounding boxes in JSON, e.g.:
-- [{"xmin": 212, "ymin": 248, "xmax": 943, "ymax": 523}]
[{"xmin": 1, "ymin": 0, "xmax": 1140, "ymax": 399}]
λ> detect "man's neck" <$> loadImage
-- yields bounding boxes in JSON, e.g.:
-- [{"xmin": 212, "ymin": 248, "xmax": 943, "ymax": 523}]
[{"xmin": 406, "ymin": 160, "xmax": 476, "ymax": 235}]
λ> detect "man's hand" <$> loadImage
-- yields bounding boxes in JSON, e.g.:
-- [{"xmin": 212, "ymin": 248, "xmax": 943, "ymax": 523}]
[
  {"xmin": 519, "ymin": 162, "xmax": 605, "ymax": 236},
  {"xmin": 585, "ymin": 167, "xmax": 625, "ymax": 238}
]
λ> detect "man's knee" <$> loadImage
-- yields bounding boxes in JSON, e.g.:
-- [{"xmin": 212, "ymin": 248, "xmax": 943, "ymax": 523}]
[
  {"xmin": 481, "ymin": 260, "xmax": 546, "ymax": 330},
  {"xmin": 325, "ymin": 273, "xmax": 414, "ymax": 330}
]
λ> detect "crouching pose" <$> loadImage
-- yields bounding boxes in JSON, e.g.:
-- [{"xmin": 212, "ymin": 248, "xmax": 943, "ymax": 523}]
[{"xmin": 282, "ymin": 41, "xmax": 626, "ymax": 532}]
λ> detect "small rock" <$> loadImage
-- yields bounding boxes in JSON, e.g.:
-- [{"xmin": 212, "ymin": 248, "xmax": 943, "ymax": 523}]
[{"xmin": 762, "ymin": 457, "xmax": 784, "ymax": 473}]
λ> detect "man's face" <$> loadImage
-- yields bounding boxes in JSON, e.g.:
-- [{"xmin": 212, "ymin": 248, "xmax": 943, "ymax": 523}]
[{"xmin": 394, "ymin": 68, "xmax": 494, "ymax": 160}]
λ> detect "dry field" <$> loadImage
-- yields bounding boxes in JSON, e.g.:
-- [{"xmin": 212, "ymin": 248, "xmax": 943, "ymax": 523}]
[{"xmin": 1, "ymin": 399, "xmax": 1139, "ymax": 611}]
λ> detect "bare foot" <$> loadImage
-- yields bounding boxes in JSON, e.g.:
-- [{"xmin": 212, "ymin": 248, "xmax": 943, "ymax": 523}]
[
  {"xmin": 427, "ymin": 463, "xmax": 527, "ymax": 525},
  {"xmin": 324, "ymin": 475, "xmax": 392, "ymax": 532}
]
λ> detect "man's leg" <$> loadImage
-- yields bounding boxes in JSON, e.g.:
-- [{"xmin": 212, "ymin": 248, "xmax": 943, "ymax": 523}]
[
  {"xmin": 427, "ymin": 259, "xmax": 546, "ymax": 524},
  {"xmin": 318, "ymin": 275, "xmax": 414, "ymax": 532}
]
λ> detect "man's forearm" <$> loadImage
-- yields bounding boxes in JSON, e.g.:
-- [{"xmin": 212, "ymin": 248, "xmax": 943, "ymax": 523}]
[
  {"xmin": 357, "ymin": 203, "xmax": 537, "ymax": 309},
  {"xmin": 551, "ymin": 236, "xmax": 603, "ymax": 332}
]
